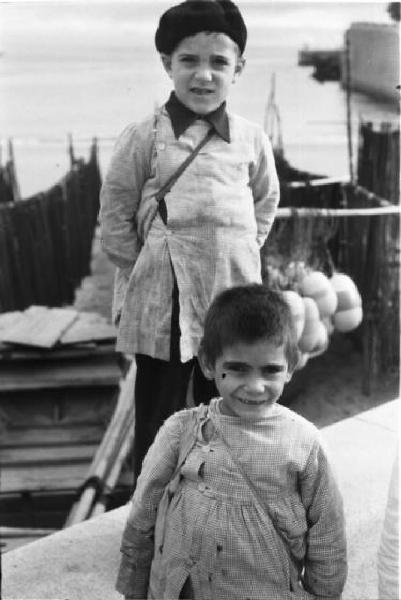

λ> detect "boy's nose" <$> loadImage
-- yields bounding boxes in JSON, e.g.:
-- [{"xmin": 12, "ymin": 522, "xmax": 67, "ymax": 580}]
[
  {"xmin": 194, "ymin": 67, "xmax": 213, "ymax": 82},
  {"xmin": 244, "ymin": 376, "xmax": 265, "ymax": 394}
]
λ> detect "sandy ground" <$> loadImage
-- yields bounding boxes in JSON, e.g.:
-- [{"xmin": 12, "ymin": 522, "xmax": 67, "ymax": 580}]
[{"xmin": 73, "ymin": 229, "xmax": 399, "ymax": 429}]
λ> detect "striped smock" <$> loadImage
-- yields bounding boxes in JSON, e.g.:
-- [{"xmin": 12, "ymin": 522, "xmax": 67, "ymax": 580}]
[{"xmin": 99, "ymin": 107, "xmax": 279, "ymax": 361}]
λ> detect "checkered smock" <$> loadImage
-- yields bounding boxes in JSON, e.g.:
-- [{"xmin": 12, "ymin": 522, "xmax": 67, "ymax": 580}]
[{"xmin": 116, "ymin": 400, "xmax": 347, "ymax": 599}]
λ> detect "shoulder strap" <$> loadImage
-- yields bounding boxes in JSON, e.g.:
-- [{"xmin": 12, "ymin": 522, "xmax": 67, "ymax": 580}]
[
  {"xmin": 155, "ymin": 128, "xmax": 215, "ymax": 224},
  {"xmin": 209, "ymin": 412, "xmax": 302, "ymax": 584},
  {"xmin": 155, "ymin": 128, "xmax": 214, "ymax": 203},
  {"xmin": 168, "ymin": 404, "xmax": 210, "ymax": 494},
  {"xmin": 209, "ymin": 413, "xmax": 276, "ymax": 519}
]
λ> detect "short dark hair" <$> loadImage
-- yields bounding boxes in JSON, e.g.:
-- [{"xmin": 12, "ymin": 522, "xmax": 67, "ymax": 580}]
[{"xmin": 200, "ymin": 284, "xmax": 299, "ymax": 370}]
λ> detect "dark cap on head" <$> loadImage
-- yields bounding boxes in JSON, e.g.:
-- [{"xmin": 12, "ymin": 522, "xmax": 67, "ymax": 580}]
[{"xmin": 155, "ymin": 0, "xmax": 247, "ymax": 55}]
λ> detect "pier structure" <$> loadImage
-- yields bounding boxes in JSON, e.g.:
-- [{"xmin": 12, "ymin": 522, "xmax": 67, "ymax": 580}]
[
  {"xmin": 342, "ymin": 22, "xmax": 400, "ymax": 102},
  {"xmin": 298, "ymin": 22, "xmax": 399, "ymax": 103},
  {"xmin": 297, "ymin": 46, "xmax": 343, "ymax": 82}
]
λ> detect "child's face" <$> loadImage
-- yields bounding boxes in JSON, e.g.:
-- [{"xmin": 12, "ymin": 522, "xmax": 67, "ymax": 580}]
[
  {"xmin": 161, "ymin": 31, "xmax": 245, "ymax": 115},
  {"xmin": 202, "ymin": 339, "xmax": 292, "ymax": 419}
]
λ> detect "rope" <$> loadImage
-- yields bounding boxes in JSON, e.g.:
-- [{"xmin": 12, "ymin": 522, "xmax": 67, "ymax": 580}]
[{"xmin": 276, "ymin": 205, "xmax": 401, "ymax": 219}]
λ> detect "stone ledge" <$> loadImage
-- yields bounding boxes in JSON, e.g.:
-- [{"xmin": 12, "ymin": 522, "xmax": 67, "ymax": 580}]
[{"xmin": 2, "ymin": 399, "xmax": 398, "ymax": 600}]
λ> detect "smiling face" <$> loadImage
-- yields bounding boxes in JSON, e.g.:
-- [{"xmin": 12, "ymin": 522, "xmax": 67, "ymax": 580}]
[
  {"xmin": 161, "ymin": 31, "xmax": 245, "ymax": 114},
  {"xmin": 201, "ymin": 338, "xmax": 293, "ymax": 419}
]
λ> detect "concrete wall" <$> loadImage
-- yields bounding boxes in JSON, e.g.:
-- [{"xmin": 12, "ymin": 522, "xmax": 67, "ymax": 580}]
[
  {"xmin": 342, "ymin": 22, "xmax": 400, "ymax": 102},
  {"xmin": 2, "ymin": 399, "xmax": 399, "ymax": 600}
]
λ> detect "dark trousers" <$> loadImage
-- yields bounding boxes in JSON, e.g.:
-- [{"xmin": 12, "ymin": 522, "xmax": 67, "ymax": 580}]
[{"xmin": 133, "ymin": 278, "xmax": 217, "ymax": 481}]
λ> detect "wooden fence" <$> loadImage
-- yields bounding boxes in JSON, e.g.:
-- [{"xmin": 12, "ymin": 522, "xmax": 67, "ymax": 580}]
[
  {"xmin": 0, "ymin": 141, "xmax": 101, "ymax": 312},
  {"xmin": 0, "ymin": 164, "xmax": 16, "ymax": 205},
  {"xmin": 264, "ymin": 119, "xmax": 400, "ymax": 389},
  {"xmin": 262, "ymin": 180, "xmax": 400, "ymax": 391},
  {"xmin": 357, "ymin": 121, "xmax": 399, "ymax": 205},
  {"xmin": 337, "ymin": 187, "xmax": 399, "ymax": 385},
  {"xmin": 0, "ymin": 141, "xmax": 20, "ymax": 204}
]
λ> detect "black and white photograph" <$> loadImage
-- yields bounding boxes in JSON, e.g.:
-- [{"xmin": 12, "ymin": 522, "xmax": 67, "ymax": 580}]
[{"xmin": 0, "ymin": 1, "xmax": 399, "ymax": 599}]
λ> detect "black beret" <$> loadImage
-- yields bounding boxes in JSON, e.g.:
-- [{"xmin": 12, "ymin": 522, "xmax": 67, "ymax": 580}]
[{"xmin": 155, "ymin": 0, "xmax": 247, "ymax": 55}]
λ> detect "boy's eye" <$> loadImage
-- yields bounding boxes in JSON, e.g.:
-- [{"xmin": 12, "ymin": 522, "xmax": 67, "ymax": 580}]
[
  {"xmin": 222, "ymin": 363, "xmax": 286, "ymax": 377},
  {"xmin": 262, "ymin": 365, "xmax": 285, "ymax": 376},
  {"xmin": 180, "ymin": 56, "xmax": 197, "ymax": 64},
  {"xmin": 212, "ymin": 57, "xmax": 230, "ymax": 67},
  {"xmin": 224, "ymin": 363, "xmax": 248, "ymax": 373}
]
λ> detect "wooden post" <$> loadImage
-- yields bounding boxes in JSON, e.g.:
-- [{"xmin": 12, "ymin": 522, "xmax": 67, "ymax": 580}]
[
  {"xmin": 67, "ymin": 133, "xmax": 75, "ymax": 168},
  {"xmin": 7, "ymin": 139, "xmax": 21, "ymax": 202},
  {"xmin": 345, "ymin": 31, "xmax": 355, "ymax": 185}
]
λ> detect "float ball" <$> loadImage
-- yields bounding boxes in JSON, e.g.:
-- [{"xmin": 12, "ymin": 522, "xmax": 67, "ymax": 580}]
[
  {"xmin": 313, "ymin": 320, "xmax": 329, "ymax": 354},
  {"xmin": 333, "ymin": 306, "xmax": 363, "ymax": 332},
  {"xmin": 282, "ymin": 290, "xmax": 305, "ymax": 341},
  {"xmin": 330, "ymin": 272, "xmax": 363, "ymax": 331},
  {"xmin": 300, "ymin": 271, "xmax": 338, "ymax": 317},
  {"xmin": 330, "ymin": 272, "xmax": 362, "ymax": 310},
  {"xmin": 298, "ymin": 297, "xmax": 321, "ymax": 353},
  {"xmin": 295, "ymin": 352, "xmax": 309, "ymax": 371}
]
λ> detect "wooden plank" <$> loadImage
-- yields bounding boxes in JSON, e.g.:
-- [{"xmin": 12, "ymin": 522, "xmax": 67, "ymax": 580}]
[
  {"xmin": 1, "ymin": 536, "xmax": 51, "ymax": 552},
  {"xmin": 0, "ymin": 311, "xmax": 23, "ymax": 335},
  {"xmin": 65, "ymin": 360, "xmax": 136, "ymax": 525},
  {"xmin": 1, "ymin": 463, "xmax": 90, "ymax": 494},
  {"xmin": 90, "ymin": 413, "xmax": 135, "ymax": 518},
  {"xmin": 0, "ymin": 356, "xmax": 121, "ymax": 391},
  {"xmin": 0, "ymin": 526, "xmax": 58, "ymax": 538},
  {"xmin": 59, "ymin": 311, "xmax": 116, "ymax": 345},
  {"xmin": 0, "ymin": 396, "xmax": 118, "ymax": 428},
  {"xmin": 0, "ymin": 341, "xmax": 117, "ymax": 361},
  {"xmin": 1, "ymin": 425, "xmax": 104, "ymax": 449},
  {"xmin": 0, "ymin": 488, "xmax": 76, "ymax": 513},
  {"xmin": 0, "ymin": 444, "xmax": 98, "ymax": 467},
  {"xmin": 1, "ymin": 306, "xmax": 78, "ymax": 348}
]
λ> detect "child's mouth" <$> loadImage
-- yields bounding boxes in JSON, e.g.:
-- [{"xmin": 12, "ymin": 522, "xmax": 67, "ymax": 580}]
[
  {"xmin": 191, "ymin": 88, "xmax": 213, "ymax": 95},
  {"xmin": 237, "ymin": 397, "xmax": 268, "ymax": 406}
]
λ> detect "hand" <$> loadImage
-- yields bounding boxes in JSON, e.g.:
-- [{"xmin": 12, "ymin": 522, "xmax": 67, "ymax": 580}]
[{"xmin": 138, "ymin": 199, "xmax": 158, "ymax": 242}]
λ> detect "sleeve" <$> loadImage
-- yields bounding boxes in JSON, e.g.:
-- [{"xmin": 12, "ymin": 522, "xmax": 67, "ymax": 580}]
[
  {"xmin": 299, "ymin": 437, "xmax": 348, "ymax": 600},
  {"xmin": 249, "ymin": 131, "xmax": 280, "ymax": 248},
  {"xmin": 115, "ymin": 410, "xmax": 186, "ymax": 598},
  {"xmin": 99, "ymin": 120, "xmax": 153, "ymax": 270},
  {"xmin": 377, "ymin": 451, "xmax": 399, "ymax": 600}
]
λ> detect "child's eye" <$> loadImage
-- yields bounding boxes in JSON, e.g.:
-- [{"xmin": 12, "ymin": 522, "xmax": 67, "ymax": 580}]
[
  {"xmin": 225, "ymin": 364, "xmax": 248, "ymax": 374},
  {"xmin": 212, "ymin": 57, "xmax": 230, "ymax": 68},
  {"xmin": 180, "ymin": 56, "xmax": 196, "ymax": 64},
  {"xmin": 262, "ymin": 365, "xmax": 284, "ymax": 376}
]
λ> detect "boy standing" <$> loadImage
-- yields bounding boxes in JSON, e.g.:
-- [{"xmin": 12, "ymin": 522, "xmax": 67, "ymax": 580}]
[{"xmin": 99, "ymin": 0, "xmax": 280, "ymax": 480}]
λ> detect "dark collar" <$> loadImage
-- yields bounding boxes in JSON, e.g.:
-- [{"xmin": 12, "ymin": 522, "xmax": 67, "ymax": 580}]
[{"xmin": 165, "ymin": 92, "xmax": 230, "ymax": 143}]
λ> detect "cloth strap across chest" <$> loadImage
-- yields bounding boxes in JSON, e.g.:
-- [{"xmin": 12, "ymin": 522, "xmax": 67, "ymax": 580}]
[{"xmin": 155, "ymin": 127, "xmax": 215, "ymax": 225}]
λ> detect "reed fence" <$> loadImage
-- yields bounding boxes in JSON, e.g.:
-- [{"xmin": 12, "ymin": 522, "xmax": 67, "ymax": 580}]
[
  {"xmin": 357, "ymin": 121, "xmax": 400, "ymax": 205},
  {"xmin": 264, "ymin": 118, "xmax": 400, "ymax": 391},
  {"xmin": 262, "ymin": 181, "xmax": 400, "ymax": 393},
  {"xmin": 0, "ymin": 141, "xmax": 20, "ymax": 204},
  {"xmin": 0, "ymin": 140, "xmax": 101, "ymax": 312}
]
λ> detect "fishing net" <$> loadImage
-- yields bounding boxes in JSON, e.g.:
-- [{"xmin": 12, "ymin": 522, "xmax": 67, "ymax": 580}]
[
  {"xmin": 261, "ymin": 211, "xmax": 339, "ymax": 292},
  {"xmin": 261, "ymin": 182, "xmax": 399, "ymax": 380}
]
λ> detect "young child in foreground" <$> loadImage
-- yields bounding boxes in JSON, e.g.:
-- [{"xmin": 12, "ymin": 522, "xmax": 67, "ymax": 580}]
[
  {"xmin": 116, "ymin": 284, "xmax": 348, "ymax": 600},
  {"xmin": 99, "ymin": 0, "xmax": 280, "ymax": 481}
]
